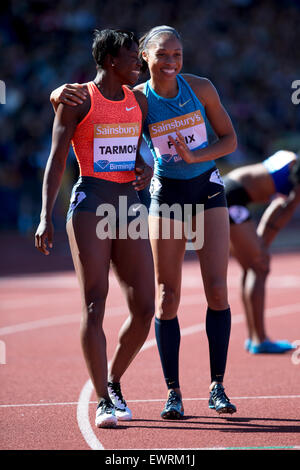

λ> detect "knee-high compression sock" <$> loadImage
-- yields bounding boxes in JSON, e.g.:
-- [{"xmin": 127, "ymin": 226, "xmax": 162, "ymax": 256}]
[
  {"xmin": 155, "ymin": 316, "xmax": 181, "ymax": 389},
  {"xmin": 206, "ymin": 306, "xmax": 231, "ymax": 383}
]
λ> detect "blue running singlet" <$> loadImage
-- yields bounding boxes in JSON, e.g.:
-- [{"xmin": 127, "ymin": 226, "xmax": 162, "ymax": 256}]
[
  {"xmin": 262, "ymin": 150, "xmax": 295, "ymax": 195},
  {"xmin": 143, "ymin": 75, "xmax": 215, "ymax": 180}
]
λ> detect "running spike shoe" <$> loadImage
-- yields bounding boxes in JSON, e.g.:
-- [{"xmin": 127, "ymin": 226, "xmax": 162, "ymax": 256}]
[
  {"xmin": 95, "ymin": 399, "xmax": 117, "ymax": 428},
  {"xmin": 208, "ymin": 383, "xmax": 237, "ymax": 414},
  {"xmin": 161, "ymin": 390, "xmax": 184, "ymax": 419},
  {"xmin": 108, "ymin": 382, "xmax": 132, "ymax": 421},
  {"xmin": 245, "ymin": 339, "xmax": 296, "ymax": 354}
]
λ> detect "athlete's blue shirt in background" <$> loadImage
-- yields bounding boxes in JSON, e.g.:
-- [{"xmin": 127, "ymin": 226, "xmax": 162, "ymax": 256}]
[
  {"xmin": 143, "ymin": 75, "xmax": 215, "ymax": 180},
  {"xmin": 263, "ymin": 150, "xmax": 295, "ymax": 195}
]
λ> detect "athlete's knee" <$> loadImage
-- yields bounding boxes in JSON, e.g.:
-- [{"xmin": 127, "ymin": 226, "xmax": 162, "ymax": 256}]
[
  {"xmin": 138, "ymin": 299, "xmax": 155, "ymax": 326},
  {"xmin": 157, "ymin": 284, "xmax": 180, "ymax": 318},
  {"xmin": 126, "ymin": 288, "xmax": 154, "ymax": 327},
  {"xmin": 206, "ymin": 279, "xmax": 228, "ymax": 310},
  {"xmin": 250, "ymin": 251, "xmax": 270, "ymax": 277},
  {"xmin": 81, "ymin": 291, "xmax": 108, "ymax": 326}
]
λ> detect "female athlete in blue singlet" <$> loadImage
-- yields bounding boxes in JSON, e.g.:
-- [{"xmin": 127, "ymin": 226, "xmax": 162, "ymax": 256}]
[
  {"xmin": 223, "ymin": 150, "xmax": 300, "ymax": 354},
  {"xmin": 50, "ymin": 25, "xmax": 238, "ymax": 419},
  {"xmin": 136, "ymin": 25, "xmax": 237, "ymax": 418}
]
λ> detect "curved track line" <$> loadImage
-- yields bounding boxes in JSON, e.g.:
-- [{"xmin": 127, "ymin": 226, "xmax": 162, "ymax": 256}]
[
  {"xmin": 77, "ymin": 379, "xmax": 104, "ymax": 450},
  {"xmin": 77, "ymin": 302, "xmax": 300, "ymax": 450}
]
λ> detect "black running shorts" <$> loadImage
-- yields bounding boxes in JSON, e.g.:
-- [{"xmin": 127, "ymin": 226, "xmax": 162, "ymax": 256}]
[
  {"xmin": 66, "ymin": 176, "xmax": 143, "ymax": 226},
  {"xmin": 149, "ymin": 167, "xmax": 227, "ymax": 221}
]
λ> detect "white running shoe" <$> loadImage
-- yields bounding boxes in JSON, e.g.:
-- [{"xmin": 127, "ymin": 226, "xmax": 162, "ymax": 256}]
[
  {"xmin": 108, "ymin": 382, "xmax": 132, "ymax": 421},
  {"xmin": 95, "ymin": 399, "xmax": 117, "ymax": 428}
]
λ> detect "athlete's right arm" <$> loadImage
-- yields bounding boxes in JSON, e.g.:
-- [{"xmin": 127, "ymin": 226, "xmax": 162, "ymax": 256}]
[
  {"xmin": 50, "ymin": 83, "xmax": 88, "ymax": 112},
  {"xmin": 35, "ymin": 104, "xmax": 80, "ymax": 255}
]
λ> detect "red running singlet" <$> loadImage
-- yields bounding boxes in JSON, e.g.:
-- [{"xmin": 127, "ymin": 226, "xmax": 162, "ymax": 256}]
[{"xmin": 71, "ymin": 81, "xmax": 142, "ymax": 183}]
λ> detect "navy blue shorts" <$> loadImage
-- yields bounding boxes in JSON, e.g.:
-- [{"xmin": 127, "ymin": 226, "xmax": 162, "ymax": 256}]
[
  {"xmin": 149, "ymin": 167, "xmax": 227, "ymax": 221},
  {"xmin": 66, "ymin": 176, "xmax": 143, "ymax": 227}
]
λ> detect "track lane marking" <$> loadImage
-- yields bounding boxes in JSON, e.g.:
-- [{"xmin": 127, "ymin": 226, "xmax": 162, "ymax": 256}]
[
  {"xmin": 76, "ymin": 302, "xmax": 300, "ymax": 450},
  {"xmin": 1, "ymin": 394, "xmax": 300, "ymax": 408},
  {"xmin": 0, "ymin": 295, "xmax": 211, "ymax": 335},
  {"xmin": 1, "ymin": 272, "xmax": 299, "ymax": 449},
  {"xmin": 1, "ymin": 295, "xmax": 298, "ymax": 337}
]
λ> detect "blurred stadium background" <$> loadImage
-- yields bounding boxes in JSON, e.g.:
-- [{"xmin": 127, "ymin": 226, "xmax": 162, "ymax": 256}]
[{"xmin": 0, "ymin": 0, "xmax": 300, "ymax": 275}]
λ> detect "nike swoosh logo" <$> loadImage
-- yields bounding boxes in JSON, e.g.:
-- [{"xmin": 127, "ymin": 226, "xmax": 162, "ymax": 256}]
[
  {"xmin": 132, "ymin": 204, "xmax": 142, "ymax": 212},
  {"xmin": 179, "ymin": 99, "xmax": 191, "ymax": 107},
  {"xmin": 208, "ymin": 191, "xmax": 221, "ymax": 199},
  {"xmin": 126, "ymin": 106, "xmax": 136, "ymax": 111}
]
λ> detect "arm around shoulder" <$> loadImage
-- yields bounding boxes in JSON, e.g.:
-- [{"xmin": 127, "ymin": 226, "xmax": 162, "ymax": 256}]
[
  {"xmin": 132, "ymin": 87, "xmax": 148, "ymax": 123},
  {"xmin": 50, "ymin": 83, "xmax": 88, "ymax": 112}
]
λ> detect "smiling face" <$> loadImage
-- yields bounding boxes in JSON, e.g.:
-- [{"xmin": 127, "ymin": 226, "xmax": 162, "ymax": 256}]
[
  {"xmin": 142, "ymin": 33, "xmax": 183, "ymax": 82},
  {"xmin": 112, "ymin": 42, "xmax": 141, "ymax": 87}
]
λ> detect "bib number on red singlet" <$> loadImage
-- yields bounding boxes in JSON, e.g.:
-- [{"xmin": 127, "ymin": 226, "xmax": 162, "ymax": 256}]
[{"xmin": 93, "ymin": 122, "xmax": 140, "ymax": 172}]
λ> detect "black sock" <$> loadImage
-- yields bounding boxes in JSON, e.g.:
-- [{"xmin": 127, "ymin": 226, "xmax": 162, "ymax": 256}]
[
  {"xmin": 155, "ymin": 316, "xmax": 181, "ymax": 389},
  {"xmin": 206, "ymin": 306, "xmax": 231, "ymax": 383}
]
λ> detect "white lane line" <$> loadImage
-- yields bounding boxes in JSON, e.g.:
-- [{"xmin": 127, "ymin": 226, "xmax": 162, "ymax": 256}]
[
  {"xmin": 1, "ymin": 272, "xmax": 300, "ymax": 289},
  {"xmin": 2, "ymin": 395, "xmax": 300, "ymax": 409},
  {"xmin": 0, "ymin": 294, "xmax": 211, "ymax": 336},
  {"xmin": 130, "ymin": 395, "xmax": 300, "ymax": 402},
  {"xmin": 1, "ymin": 284, "xmax": 299, "ymax": 448},
  {"xmin": 0, "ymin": 294, "xmax": 79, "ymax": 309},
  {"xmin": 0, "ymin": 314, "xmax": 81, "ymax": 336},
  {"xmin": 1, "ymin": 293, "xmax": 298, "ymax": 338},
  {"xmin": 0, "ymin": 306, "xmax": 123, "ymax": 336},
  {"xmin": 76, "ymin": 302, "xmax": 300, "ymax": 450}
]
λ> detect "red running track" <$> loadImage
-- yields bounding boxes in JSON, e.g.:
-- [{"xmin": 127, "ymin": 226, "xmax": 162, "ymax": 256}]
[{"xmin": 0, "ymin": 253, "xmax": 300, "ymax": 451}]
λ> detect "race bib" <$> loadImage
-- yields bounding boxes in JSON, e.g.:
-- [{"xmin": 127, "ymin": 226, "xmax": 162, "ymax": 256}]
[
  {"xmin": 148, "ymin": 110, "xmax": 207, "ymax": 164},
  {"xmin": 93, "ymin": 122, "xmax": 140, "ymax": 172}
]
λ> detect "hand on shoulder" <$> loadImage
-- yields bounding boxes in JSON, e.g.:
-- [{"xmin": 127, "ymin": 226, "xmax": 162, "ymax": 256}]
[{"xmin": 50, "ymin": 83, "xmax": 88, "ymax": 109}]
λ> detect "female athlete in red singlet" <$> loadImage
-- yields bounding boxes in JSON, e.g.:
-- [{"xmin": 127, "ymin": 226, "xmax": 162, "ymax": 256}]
[{"xmin": 35, "ymin": 29, "xmax": 154, "ymax": 428}]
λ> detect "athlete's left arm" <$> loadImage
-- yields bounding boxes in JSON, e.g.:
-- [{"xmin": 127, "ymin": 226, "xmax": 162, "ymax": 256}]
[
  {"xmin": 168, "ymin": 76, "xmax": 237, "ymax": 164},
  {"xmin": 50, "ymin": 83, "xmax": 88, "ymax": 112},
  {"xmin": 132, "ymin": 89, "xmax": 153, "ymax": 190},
  {"xmin": 257, "ymin": 185, "xmax": 300, "ymax": 246}
]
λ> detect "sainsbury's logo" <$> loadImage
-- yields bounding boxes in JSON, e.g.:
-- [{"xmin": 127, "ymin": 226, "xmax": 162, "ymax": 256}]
[
  {"xmin": 94, "ymin": 122, "xmax": 140, "ymax": 138},
  {"xmin": 149, "ymin": 110, "xmax": 204, "ymax": 137}
]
